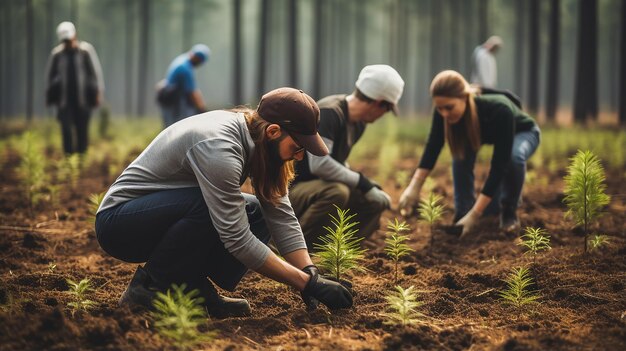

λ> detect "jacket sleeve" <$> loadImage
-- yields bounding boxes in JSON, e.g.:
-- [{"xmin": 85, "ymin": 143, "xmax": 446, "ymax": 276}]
[
  {"xmin": 83, "ymin": 42, "xmax": 105, "ymax": 93},
  {"xmin": 186, "ymin": 140, "xmax": 271, "ymax": 270},
  {"xmin": 259, "ymin": 195, "xmax": 308, "ymax": 256},
  {"xmin": 481, "ymin": 105, "xmax": 515, "ymax": 197},
  {"xmin": 418, "ymin": 110, "xmax": 445, "ymax": 170}
]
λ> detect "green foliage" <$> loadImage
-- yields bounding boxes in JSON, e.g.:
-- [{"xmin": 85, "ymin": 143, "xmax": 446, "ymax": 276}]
[
  {"xmin": 394, "ymin": 169, "xmax": 410, "ymax": 189},
  {"xmin": 88, "ymin": 192, "xmax": 106, "ymax": 223},
  {"xmin": 518, "ymin": 227, "xmax": 551, "ymax": 263},
  {"xmin": 48, "ymin": 263, "xmax": 57, "ymax": 273},
  {"xmin": 46, "ymin": 184, "xmax": 61, "ymax": 208},
  {"xmin": 499, "ymin": 267, "xmax": 540, "ymax": 309},
  {"xmin": 384, "ymin": 219, "xmax": 414, "ymax": 284},
  {"xmin": 563, "ymin": 150, "xmax": 610, "ymax": 252},
  {"xmin": 381, "ymin": 285, "xmax": 424, "ymax": 326},
  {"xmin": 152, "ymin": 284, "xmax": 216, "ymax": 350},
  {"xmin": 418, "ymin": 192, "xmax": 445, "ymax": 248},
  {"xmin": 66, "ymin": 278, "xmax": 96, "ymax": 316},
  {"xmin": 588, "ymin": 235, "xmax": 610, "ymax": 252},
  {"xmin": 313, "ymin": 205, "xmax": 366, "ymax": 281},
  {"xmin": 17, "ymin": 131, "xmax": 48, "ymax": 211}
]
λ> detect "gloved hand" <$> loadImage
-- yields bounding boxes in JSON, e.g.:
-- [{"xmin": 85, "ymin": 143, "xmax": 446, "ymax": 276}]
[
  {"xmin": 364, "ymin": 187, "xmax": 391, "ymax": 209},
  {"xmin": 399, "ymin": 183, "xmax": 422, "ymax": 216},
  {"xmin": 302, "ymin": 267, "xmax": 353, "ymax": 310},
  {"xmin": 300, "ymin": 265, "xmax": 320, "ymax": 310},
  {"xmin": 455, "ymin": 209, "xmax": 481, "ymax": 237}
]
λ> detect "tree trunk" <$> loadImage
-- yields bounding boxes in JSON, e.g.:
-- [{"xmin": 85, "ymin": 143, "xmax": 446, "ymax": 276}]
[
  {"xmin": 477, "ymin": 0, "xmax": 488, "ymax": 42},
  {"xmin": 312, "ymin": 0, "xmax": 324, "ymax": 100},
  {"xmin": 183, "ymin": 0, "xmax": 194, "ymax": 52},
  {"xmin": 573, "ymin": 0, "xmax": 598, "ymax": 123},
  {"xmin": 545, "ymin": 0, "xmax": 560, "ymax": 122},
  {"xmin": 354, "ymin": 0, "xmax": 365, "ymax": 75},
  {"xmin": 527, "ymin": 0, "xmax": 540, "ymax": 114},
  {"xmin": 256, "ymin": 0, "xmax": 269, "ymax": 98},
  {"xmin": 232, "ymin": 0, "xmax": 242, "ymax": 105},
  {"xmin": 136, "ymin": 0, "xmax": 151, "ymax": 117},
  {"xmin": 514, "ymin": 0, "xmax": 526, "ymax": 99},
  {"xmin": 619, "ymin": 1, "xmax": 626, "ymax": 126},
  {"xmin": 125, "ymin": 0, "xmax": 134, "ymax": 116},
  {"xmin": 26, "ymin": 0, "xmax": 33, "ymax": 121},
  {"xmin": 288, "ymin": 0, "xmax": 298, "ymax": 88},
  {"xmin": 429, "ymin": 0, "xmax": 443, "ymax": 79},
  {"xmin": 70, "ymin": 0, "xmax": 78, "ymax": 23}
]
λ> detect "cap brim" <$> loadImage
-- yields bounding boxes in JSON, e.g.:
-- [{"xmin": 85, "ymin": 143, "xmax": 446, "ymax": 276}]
[
  {"xmin": 391, "ymin": 104, "xmax": 399, "ymax": 116},
  {"xmin": 289, "ymin": 132, "xmax": 329, "ymax": 157}
]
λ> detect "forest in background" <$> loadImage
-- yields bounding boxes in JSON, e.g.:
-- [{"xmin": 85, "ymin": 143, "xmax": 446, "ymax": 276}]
[{"xmin": 0, "ymin": 0, "xmax": 625, "ymax": 124}]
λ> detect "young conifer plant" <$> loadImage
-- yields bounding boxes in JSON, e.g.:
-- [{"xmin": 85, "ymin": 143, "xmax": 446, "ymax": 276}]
[
  {"xmin": 384, "ymin": 218, "xmax": 414, "ymax": 285},
  {"xmin": 381, "ymin": 285, "xmax": 424, "ymax": 326},
  {"xmin": 518, "ymin": 227, "xmax": 551, "ymax": 264},
  {"xmin": 313, "ymin": 205, "xmax": 366, "ymax": 282},
  {"xmin": 18, "ymin": 132, "xmax": 47, "ymax": 212},
  {"xmin": 152, "ymin": 284, "xmax": 216, "ymax": 350},
  {"xmin": 563, "ymin": 150, "xmax": 611, "ymax": 253},
  {"xmin": 66, "ymin": 278, "xmax": 97, "ymax": 317},
  {"xmin": 88, "ymin": 192, "xmax": 106, "ymax": 223},
  {"xmin": 588, "ymin": 234, "xmax": 610, "ymax": 252},
  {"xmin": 498, "ymin": 267, "xmax": 540, "ymax": 309},
  {"xmin": 418, "ymin": 192, "xmax": 445, "ymax": 249}
]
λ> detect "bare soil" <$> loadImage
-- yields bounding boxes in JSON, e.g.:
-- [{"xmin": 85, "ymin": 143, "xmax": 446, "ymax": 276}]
[{"xmin": 1, "ymin": 148, "xmax": 625, "ymax": 351}]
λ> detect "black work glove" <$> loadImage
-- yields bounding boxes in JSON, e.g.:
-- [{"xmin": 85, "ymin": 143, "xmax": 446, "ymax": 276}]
[
  {"xmin": 300, "ymin": 265, "xmax": 320, "ymax": 310},
  {"xmin": 302, "ymin": 266, "xmax": 353, "ymax": 310}
]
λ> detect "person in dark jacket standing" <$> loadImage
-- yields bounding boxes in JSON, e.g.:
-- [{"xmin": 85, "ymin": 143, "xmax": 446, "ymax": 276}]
[
  {"xmin": 399, "ymin": 70, "xmax": 540, "ymax": 235},
  {"xmin": 289, "ymin": 65, "xmax": 405, "ymax": 246},
  {"xmin": 45, "ymin": 21, "xmax": 104, "ymax": 155},
  {"xmin": 95, "ymin": 88, "xmax": 352, "ymax": 317}
]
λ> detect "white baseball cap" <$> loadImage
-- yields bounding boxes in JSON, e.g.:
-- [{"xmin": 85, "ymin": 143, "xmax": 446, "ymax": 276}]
[
  {"xmin": 57, "ymin": 21, "xmax": 76, "ymax": 41},
  {"xmin": 355, "ymin": 64, "xmax": 405, "ymax": 115}
]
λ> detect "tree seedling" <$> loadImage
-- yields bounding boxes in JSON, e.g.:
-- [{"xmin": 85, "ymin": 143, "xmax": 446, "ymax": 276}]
[
  {"xmin": 313, "ymin": 205, "xmax": 366, "ymax": 282},
  {"xmin": 66, "ymin": 278, "xmax": 96, "ymax": 317},
  {"xmin": 381, "ymin": 285, "xmax": 424, "ymax": 326},
  {"xmin": 17, "ymin": 131, "xmax": 47, "ymax": 214},
  {"xmin": 48, "ymin": 263, "xmax": 57, "ymax": 274},
  {"xmin": 384, "ymin": 218, "xmax": 414, "ymax": 284},
  {"xmin": 152, "ymin": 284, "xmax": 216, "ymax": 350},
  {"xmin": 518, "ymin": 227, "xmax": 551, "ymax": 264},
  {"xmin": 418, "ymin": 192, "xmax": 445, "ymax": 249},
  {"xmin": 563, "ymin": 150, "xmax": 610, "ymax": 253},
  {"xmin": 499, "ymin": 267, "xmax": 540, "ymax": 310},
  {"xmin": 588, "ymin": 234, "xmax": 610, "ymax": 252},
  {"xmin": 88, "ymin": 192, "xmax": 106, "ymax": 223}
]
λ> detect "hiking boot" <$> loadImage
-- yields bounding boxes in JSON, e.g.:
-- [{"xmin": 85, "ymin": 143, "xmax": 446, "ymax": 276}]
[
  {"xmin": 499, "ymin": 207, "xmax": 520, "ymax": 232},
  {"xmin": 202, "ymin": 279, "xmax": 251, "ymax": 318},
  {"xmin": 118, "ymin": 266, "xmax": 159, "ymax": 310}
]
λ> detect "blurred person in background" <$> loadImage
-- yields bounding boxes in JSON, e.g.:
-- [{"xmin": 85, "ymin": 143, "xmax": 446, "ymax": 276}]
[
  {"xmin": 157, "ymin": 44, "xmax": 210, "ymax": 128},
  {"xmin": 45, "ymin": 21, "xmax": 104, "ymax": 155},
  {"xmin": 289, "ymin": 65, "xmax": 404, "ymax": 247},
  {"xmin": 470, "ymin": 35, "xmax": 502, "ymax": 88},
  {"xmin": 95, "ymin": 88, "xmax": 352, "ymax": 318},
  {"xmin": 399, "ymin": 70, "xmax": 540, "ymax": 236}
]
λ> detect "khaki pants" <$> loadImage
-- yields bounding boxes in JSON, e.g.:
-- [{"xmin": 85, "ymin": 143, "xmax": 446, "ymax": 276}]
[{"xmin": 289, "ymin": 179, "xmax": 384, "ymax": 248}]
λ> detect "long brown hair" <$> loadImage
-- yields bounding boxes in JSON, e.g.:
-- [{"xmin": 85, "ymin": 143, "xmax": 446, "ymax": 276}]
[
  {"xmin": 429, "ymin": 70, "xmax": 481, "ymax": 160},
  {"xmin": 239, "ymin": 108, "xmax": 295, "ymax": 205}
]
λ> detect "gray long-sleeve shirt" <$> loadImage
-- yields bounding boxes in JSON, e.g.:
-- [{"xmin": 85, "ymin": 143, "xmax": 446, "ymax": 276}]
[{"xmin": 98, "ymin": 111, "xmax": 307, "ymax": 269}]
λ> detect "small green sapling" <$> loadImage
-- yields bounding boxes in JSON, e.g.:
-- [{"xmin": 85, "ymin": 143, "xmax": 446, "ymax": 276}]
[{"xmin": 384, "ymin": 218, "xmax": 414, "ymax": 284}]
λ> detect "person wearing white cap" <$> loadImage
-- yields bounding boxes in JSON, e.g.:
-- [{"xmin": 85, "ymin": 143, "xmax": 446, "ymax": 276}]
[
  {"xmin": 157, "ymin": 44, "xmax": 211, "ymax": 128},
  {"xmin": 470, "ymin": 35, "xmax": 503, "ymax": 88},
  {"xmin": 45, "ymin": 21, "xmax": 104, "ymax": 155},
  {"xmin": 289, "ymin": 64, "xmax": 405, "ymax": 246}
]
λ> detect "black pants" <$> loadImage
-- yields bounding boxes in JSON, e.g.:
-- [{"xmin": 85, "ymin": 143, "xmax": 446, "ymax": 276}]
[
  {"xmin": 95, "ymin": 188, "xmax": 270, "ymax": 293},
  {"xmin": 58, "ymin": 104, "xmax": 91, "ymax": 154}
]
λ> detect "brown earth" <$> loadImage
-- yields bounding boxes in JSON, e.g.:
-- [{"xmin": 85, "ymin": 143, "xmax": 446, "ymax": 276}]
[{"xmin": 1, "ymin": 147, "xmax": 625, "ymax": 351}]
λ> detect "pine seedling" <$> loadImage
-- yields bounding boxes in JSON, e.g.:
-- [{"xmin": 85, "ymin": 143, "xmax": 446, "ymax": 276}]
[
  {"xmin": 152, "ymin": 284, "xmax": 216, "ymax": 350},
  {"xmin": 17, "ymin": 132, "xmax": 47, "ymax": 212},
  {"xmin": 518, "ymin": 227, "xmax": 551, "ymax": 264},
  {"xmin": 313, "ymin": 205, "xmax": 366, "ymax": 282},
  {"xmin": 66, "ymin": 278, "xmax": 97, "ymax": 317},
  {"xmin": 418, "ymin": 192, "xmax": 445, "ymax": 249},
  {"xmin": 48, "ymin": 263, "xmax": 57, "ymax": 273},
  {"xmin": 563, "ymin": 150, "xmax": 610, "ymax": 253},
  {"xmin": 381, "ymin": 285, "xmax": 425, "ymax": 326},
  {"xmin": 88, "ymin": 192, "xmax": 106, "ymax": 223},
  {"xmin": 384, "ymin": 218, "xmax": 414, "ymax": 284},
  {"xmin": 588, "ymin": 234, "xmax": 610, "ymax": 252},
  {"xmin": 498, "ymin": 267, "xmax": 540, "ymax": 309}
]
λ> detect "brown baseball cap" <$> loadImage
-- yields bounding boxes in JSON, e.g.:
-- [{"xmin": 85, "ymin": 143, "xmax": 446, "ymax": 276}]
[{"xmin": 257, "ymin": 87, "xmax": 329, "ymax": 156}]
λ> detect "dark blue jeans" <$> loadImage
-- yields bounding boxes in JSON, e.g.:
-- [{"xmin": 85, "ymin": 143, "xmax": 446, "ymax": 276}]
[
  {"xmin": 452, "ymin": 126, "xmax": 541, "ymax": 220},
  {"xmin": 95, "ymin": 188, "xmax": 270, "ymax": 292}
]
